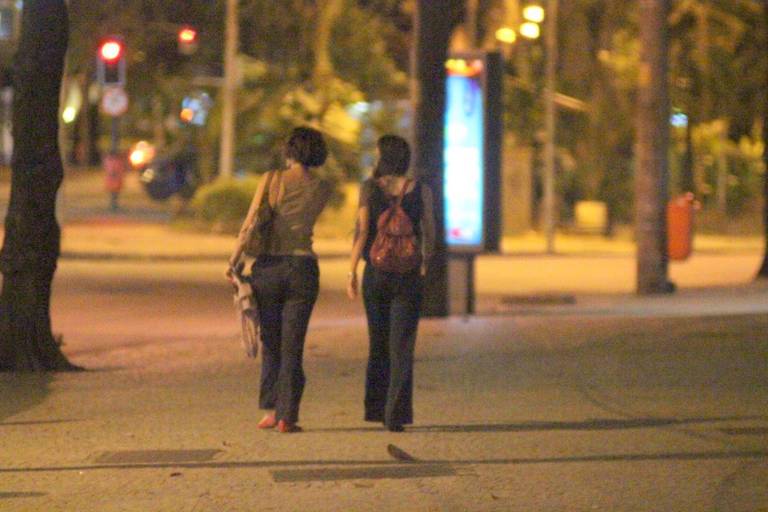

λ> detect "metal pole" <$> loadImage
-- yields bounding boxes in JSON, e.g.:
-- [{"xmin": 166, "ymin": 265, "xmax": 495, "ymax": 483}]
[
  {"xmin": 219, "ymin": 0, "xmax": 238, "ymax": 178},
  {"xmin": 543, "ymin": 0, "xmax": 558, "ymax": 254},
  {"xmin": 466, "ymin": 0, "xmax": 479, "ymax": 48},
  {"xmin": 110, "ymin": 117, "xmax": 120, "ymax": 153}
]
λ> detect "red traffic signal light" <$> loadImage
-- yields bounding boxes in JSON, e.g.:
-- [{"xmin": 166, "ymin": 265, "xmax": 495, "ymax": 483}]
[
  {"xmin": 178, "ymin": 27, "xmax": 197, "ymax": 44},
  {"xmin": 99, "ymin": 39, "xmax": 123, "ymax": 62},
  {"xmin": 97, "ymin": 36, "xmax": 126, "ymax": 86},
  {"xmin": 178, "ymin": 26, "xmax": 199, "ymax": 55}
]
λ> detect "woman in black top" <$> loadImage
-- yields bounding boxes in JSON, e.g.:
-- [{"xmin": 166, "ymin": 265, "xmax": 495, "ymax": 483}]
[{"xmin": 347, "ymin": 135, "xmax": 436, "ymax": 432}]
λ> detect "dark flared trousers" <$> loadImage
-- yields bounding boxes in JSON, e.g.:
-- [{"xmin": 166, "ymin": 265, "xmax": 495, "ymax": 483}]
[
  {"xmin": 251, "ymin": 255, "xmax": 319, "ymax": 424},
  {"xmin": 362, "ymin": 264, "xmax": 422, "ymax": 428}
]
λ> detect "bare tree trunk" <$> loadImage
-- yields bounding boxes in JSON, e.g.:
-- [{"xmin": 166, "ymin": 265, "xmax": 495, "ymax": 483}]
[
  {"xmin": 636, "ymin": 0, "xmax": 673, "ymax": 295},
  {"xmin": 0, "ymin": 0, "xmax": 80, "ymax": 371},
  {"xmin": 758, "ymin": 0, "xmax": 768, "ymax": 279},
  {"xmin": 412, "ymin": 0, "xmax": 455, "ymax": 317}
]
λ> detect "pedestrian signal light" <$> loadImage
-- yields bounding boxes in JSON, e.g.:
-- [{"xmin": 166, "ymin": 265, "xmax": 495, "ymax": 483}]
[{"xmin": 97, "ymin": 36, "xmax": 126, "ymax": 85}]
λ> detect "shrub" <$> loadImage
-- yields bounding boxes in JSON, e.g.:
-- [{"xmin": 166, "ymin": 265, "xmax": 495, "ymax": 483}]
[{"xmin": 190, "ymin": 177, "xmax": 259, "ymax": 233}]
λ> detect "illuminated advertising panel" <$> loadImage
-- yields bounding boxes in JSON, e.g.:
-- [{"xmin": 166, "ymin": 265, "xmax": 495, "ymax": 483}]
[{"xmin": 444, "ymin": 57, "xmax": 486, "ymax": 250}]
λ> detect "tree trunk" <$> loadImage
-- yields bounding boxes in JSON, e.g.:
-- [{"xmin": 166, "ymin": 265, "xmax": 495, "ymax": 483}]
[
  {"xmin": 412, "ymin": 0, "xmax": 455, "ymax": 317},
  {"xmin": 313, "ymin": 0, "xmax": 345, "ymax": 85},
  {"xmin": 757, "ymin": 0, "xmax": 768, "ymax": 279},
  {"xmin": 0, "ymin": 0, "xmax": 80, "ymax": 371},
  {"xmin": 636, "ymin": 0, "xmax": 673, "ymax": 295}
]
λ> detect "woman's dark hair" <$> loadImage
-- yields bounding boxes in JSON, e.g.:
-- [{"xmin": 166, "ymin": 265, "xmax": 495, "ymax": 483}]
[
  {"xmin": 373, "ymin": 135, "xmax": 411, "ymax": 178},
  {"xmin": 285, "ymin": 126, "xmax": 328, "ymax": 168}
]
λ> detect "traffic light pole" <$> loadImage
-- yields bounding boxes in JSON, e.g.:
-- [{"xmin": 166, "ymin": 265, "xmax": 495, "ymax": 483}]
[
  {"xmin": 218, "ymin": 0, "xmax": 238, "ymax": 179},
  {"xmin": 110, "ymin": 117, "xmax": 120, "ymax": 153}
]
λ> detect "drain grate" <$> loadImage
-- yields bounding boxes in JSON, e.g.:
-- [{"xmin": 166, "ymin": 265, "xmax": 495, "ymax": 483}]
[
  {"xmin": 720, "ymin": 427, "xmax": 768, "ymax": 436},
  {"xmin": 93, "ymin": 449, "xmax": 221, "ymax": 464},
  {"xmin": 271, "ymin": 464, "xmax": 456, "ymax": 483}
]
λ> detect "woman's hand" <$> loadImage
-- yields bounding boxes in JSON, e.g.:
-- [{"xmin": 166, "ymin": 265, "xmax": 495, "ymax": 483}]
[
  {"xmin": 225, "ymin": 265, "xmax": 236, "ymax": 284},
  {"xmin": 346, "ymin": 271, "xmax": 358, "ymax": 300}
]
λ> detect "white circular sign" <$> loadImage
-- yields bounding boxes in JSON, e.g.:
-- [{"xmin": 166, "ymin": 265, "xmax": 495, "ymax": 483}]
[{"xmin": 101, "ymin": 87, "xmax": 129, "ymax": 117}]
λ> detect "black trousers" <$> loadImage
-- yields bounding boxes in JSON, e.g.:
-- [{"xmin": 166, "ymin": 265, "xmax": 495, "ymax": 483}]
[
  {"xmin": 362, "ymin": 264, "xmax": 422, "ymax": 428},
  {"xmin": 251, "ymin": 255, "xmax": 319, "ymax": 424}
]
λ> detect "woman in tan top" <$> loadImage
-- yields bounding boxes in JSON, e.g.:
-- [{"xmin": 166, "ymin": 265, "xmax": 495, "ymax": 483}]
[{"xmin": 228, "ymin": 127, "xmax": 332, "ymax": 433}]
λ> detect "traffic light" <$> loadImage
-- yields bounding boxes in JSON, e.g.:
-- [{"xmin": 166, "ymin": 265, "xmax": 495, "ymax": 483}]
[
  {"xmin": 97, "ymin": 36, "xmax": 126, "ymax": 86},
  {"xmin": 178, "ymin": 26, "xmax": 198, "ymax": 55}
]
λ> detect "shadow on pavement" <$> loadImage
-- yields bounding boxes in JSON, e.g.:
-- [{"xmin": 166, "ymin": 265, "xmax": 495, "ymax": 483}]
[
  {"xmin": 0, "ymin": 419, "xmax": 80, "ymax": 427},
  {"xmin": 0, "ymin": 374, "xmax": 53, "ymax": 423},
  {"xmin": 1, "ymin": 449, "xmax": 766, "ymax": 475},
  {"xmin": 307, "ymin": 416, "xmax": 766, "ymax": 434}
]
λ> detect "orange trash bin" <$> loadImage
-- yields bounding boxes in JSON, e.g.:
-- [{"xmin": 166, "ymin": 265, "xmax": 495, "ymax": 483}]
[{"xmin": 667, "ymin": 193, "xmax": 696, "ymax": 261}]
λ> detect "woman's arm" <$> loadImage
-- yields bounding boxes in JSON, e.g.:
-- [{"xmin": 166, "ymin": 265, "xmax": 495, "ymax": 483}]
[
  {"xmin": 228, "ymin": 173, "xmax": 270, "ymax": 269},
  {"xmin": 347, "ymin": 205, "xmax": 370, "ymax": 299},
  {"xmin": 347, "ymin": 181, "xmax": 372, "ymax": 299},
  {"xmin": 420, "ymin": 183, "xmax": 436, "ymax": 276}
]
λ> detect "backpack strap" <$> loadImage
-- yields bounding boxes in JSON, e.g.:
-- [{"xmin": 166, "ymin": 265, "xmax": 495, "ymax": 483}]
[{"xmin": 394, "ymin": 178, "xmax": 412, "ymax": 206}]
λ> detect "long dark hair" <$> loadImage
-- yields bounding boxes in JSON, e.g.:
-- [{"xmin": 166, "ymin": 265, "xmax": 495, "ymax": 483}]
[{"xmin": 373, "ymin": 135, "xmax": 411, "ymax": 178}]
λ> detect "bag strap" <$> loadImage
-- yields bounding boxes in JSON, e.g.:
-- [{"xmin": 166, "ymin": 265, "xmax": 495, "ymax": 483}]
[
  {"xmin": 270, "ymin": 169, "xmax": 284, "ymax": 208},
  {"xmin": 245, "ymin": 170, "xmax": 276, "ymax": 233},
  {"xmin": 261, "ymin": 170, "xmax": 277, "ymax": 207},
  {"xmin": 395, "ymin": 178, "xmax": 412, "ymax": 206}
]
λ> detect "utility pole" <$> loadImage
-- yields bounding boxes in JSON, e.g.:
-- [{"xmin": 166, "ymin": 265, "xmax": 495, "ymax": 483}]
[
  {"xmin": 219, "ymin": 0, "xmax": 238, "ymax": 179},
  {"xmin": 636, "ymin": 0, "xmax": 672, "ymax": 294},
  {"xmin": 543, "ymin": 0, "xmax": 558, "ymax": 254}
]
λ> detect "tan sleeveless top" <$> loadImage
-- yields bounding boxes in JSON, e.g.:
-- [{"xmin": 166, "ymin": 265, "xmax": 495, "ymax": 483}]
[{"xmin": 264, "ymin": 172, "xmax": 332, "ymax": 257}]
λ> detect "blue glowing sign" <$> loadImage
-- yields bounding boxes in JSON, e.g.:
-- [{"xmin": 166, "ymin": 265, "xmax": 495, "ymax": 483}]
[{"xmin": 444, "ymin": 58, "xmax": 485, "ymax": 250}]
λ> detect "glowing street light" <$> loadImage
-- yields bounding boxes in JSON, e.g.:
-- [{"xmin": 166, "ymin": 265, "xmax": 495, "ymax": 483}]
[
  {"xmin": 495, "ymin": 27, "xmax": 517, "ymax": 45},
  {"xmin": 61, "ymin": 106, "xmax": 77, "ymax": 124},
  {"xmin": 523, "ymin": 4, "xmax": 545, "ymax": 24},
  {"xmin": 519, "ymin": 21, "xmax": 541, "ymax": 40}
]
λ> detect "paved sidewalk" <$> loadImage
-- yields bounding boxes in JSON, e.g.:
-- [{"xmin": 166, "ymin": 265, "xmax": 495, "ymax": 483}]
[{"xmin": 2, "ymin": 285, "xmax": 767, "ymax": 511}]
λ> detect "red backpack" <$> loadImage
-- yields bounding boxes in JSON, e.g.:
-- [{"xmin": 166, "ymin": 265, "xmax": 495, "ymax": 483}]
[{"xmin": 369, "ymin": 180, "xmax": 422, "ymax": 273}]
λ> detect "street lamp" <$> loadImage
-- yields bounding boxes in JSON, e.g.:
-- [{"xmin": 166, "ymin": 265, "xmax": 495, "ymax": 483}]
[
  {"xmin": 522, "ymin": 4, "xmax": 545, "ymax": 24},
  {"xmin": 519, "ymin": 21, "xmax": 541, "ymax": 40},
  {"xmin": 495, "ymin": 27, "xmax": 517, "ymax": 45}
]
